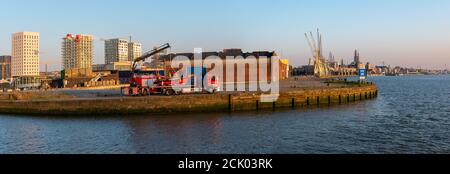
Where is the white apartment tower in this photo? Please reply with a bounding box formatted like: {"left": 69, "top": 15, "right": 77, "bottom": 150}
{"left": 128, "top": 42, "right": 142, "bottom": 61}
{"left": 11, "top": 32, "right": 40, "bottom": 77}
{"left": 105, "top": 39, "right": 129, "bottom": 64}
{"left": 62, "top": 34, "right": 93, "bottom": 70}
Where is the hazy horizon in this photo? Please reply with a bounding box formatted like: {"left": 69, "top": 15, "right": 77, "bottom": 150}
{"left": 1, "top": 0, "right": 449, "bottom": 71}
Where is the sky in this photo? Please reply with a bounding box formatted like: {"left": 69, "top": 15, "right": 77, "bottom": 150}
{"left": 0, "top": 0, "right": 450, "bottom": 71}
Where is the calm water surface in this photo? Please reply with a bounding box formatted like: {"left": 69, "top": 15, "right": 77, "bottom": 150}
{"left": 1, "top": 75, "right": 449, "bottom": 154}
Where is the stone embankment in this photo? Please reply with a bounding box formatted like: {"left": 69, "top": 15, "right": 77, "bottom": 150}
{"left": 0, "top": 80, "right": 377, "bottom": 115}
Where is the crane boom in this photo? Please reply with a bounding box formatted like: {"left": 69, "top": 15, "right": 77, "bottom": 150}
{"left": 309, "top": 32, "right": 318, "bottom": 51}
{"left": 132, "top": 43, "right": 171, "bottom": 70}
{"left": 304, "top": 33, "right": 316, "bottom": 56}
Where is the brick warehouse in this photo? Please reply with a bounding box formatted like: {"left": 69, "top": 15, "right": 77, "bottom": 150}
{"left": 160, "top": 49, "right": 289, "bottom": 90}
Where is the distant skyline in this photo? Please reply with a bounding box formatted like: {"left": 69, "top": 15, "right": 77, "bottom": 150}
{"left": 1, "top": 0, "right": 450, "bottom": 71}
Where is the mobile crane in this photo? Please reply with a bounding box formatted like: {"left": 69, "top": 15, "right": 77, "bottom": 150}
{"left": 121, "top": 43, "right": 219, "bottom": 96}
{"left": 122, "top": 43, "right": 171, "bottom": 96}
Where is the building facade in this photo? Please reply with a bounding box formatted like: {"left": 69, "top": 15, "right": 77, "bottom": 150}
{"left": 279, "top": 59, "right": 290, "bottom": 80}
{"left": 104, "top": 39, "right": 142, "bottom": 64}
{"left": 62, "top": 34, "right": 94, "bottom": 78}
{"left": 128, "top": 42, "right": 142, "bottom": 61}
{"left": 105, "top": 39, "right": 129, "bottom": 64}
{"left": 353, "top": 50, "right": 360, "bottom": 68}
{"left": 12, "top": 32, "right": 41, "bottom": 89}
{"left": 93, "top": 61, "right": 132, "bottom": 72}
{"left": 12, "top": 32, "right": 40, "bottom": 77}
{"left": 62, "top": 34, "right": 93, "bottom": 70}
{"left": 162, "top": 49, "right": 287, "bottom": 91}
{"left": 0, "top": 55, "right": 11, "bottom": 81}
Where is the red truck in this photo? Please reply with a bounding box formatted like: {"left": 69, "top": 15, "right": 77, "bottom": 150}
{"left": 121, "top": 43, "right": 220, "bottom": 96}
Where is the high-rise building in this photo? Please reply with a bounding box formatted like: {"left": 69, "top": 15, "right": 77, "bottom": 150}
{"left": 354, "top": 50, "right": 360, "bottom": 68}
{"left": 105, "top": 38, "right": 129, "bottom": 64}
{"left": 62, "top": 34, "right": 94, "bottom": 78}
{"left": 12, "top": 32, "right": 40, "bottom": 77}
{"left": 0, "top": 55, "right": 11, "bottom": 81}
{"left": 128, "top": 42, "right": 142, "bottom": 61}
{"left": 11, "top": 32, "right": 41, "bottom": 89}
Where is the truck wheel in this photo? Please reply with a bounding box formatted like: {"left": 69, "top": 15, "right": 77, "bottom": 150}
{"left": 143, "top": 89, "right": 149, "bottom": 96}
{"left": 166, "top": 89, "right": 175, "bottom": 96}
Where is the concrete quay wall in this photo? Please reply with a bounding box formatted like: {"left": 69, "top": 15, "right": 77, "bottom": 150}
{"left": 0, "top": 85, "right": 378, "bottom": 116}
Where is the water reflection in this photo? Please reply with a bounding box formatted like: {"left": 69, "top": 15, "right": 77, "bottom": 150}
{"left": 0, "top": 75, "right": 450, "bottom": 153}
{"left": 119, "top": 113, "right": 225, "bottom": 153}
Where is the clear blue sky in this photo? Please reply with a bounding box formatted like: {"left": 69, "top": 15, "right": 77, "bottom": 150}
{"left": 1, "top": 0, "right": 449, "bottom": 71}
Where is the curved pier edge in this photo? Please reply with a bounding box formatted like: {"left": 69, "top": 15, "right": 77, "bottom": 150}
{"left": 0, "top": 85, "right": 378, "bottom": 116}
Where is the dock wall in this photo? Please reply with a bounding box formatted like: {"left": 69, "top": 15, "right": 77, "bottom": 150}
{"left": 0, "top": 85, "right": 378, "bottom": 116}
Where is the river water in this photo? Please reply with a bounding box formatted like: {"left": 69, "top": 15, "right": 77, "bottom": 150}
{"left": 1, "top": 75, "right": 449, "bottom": 154}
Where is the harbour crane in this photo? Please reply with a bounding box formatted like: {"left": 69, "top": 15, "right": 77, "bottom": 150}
{"left": 304, "top": 28, "right": 330, "bottom": 77}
